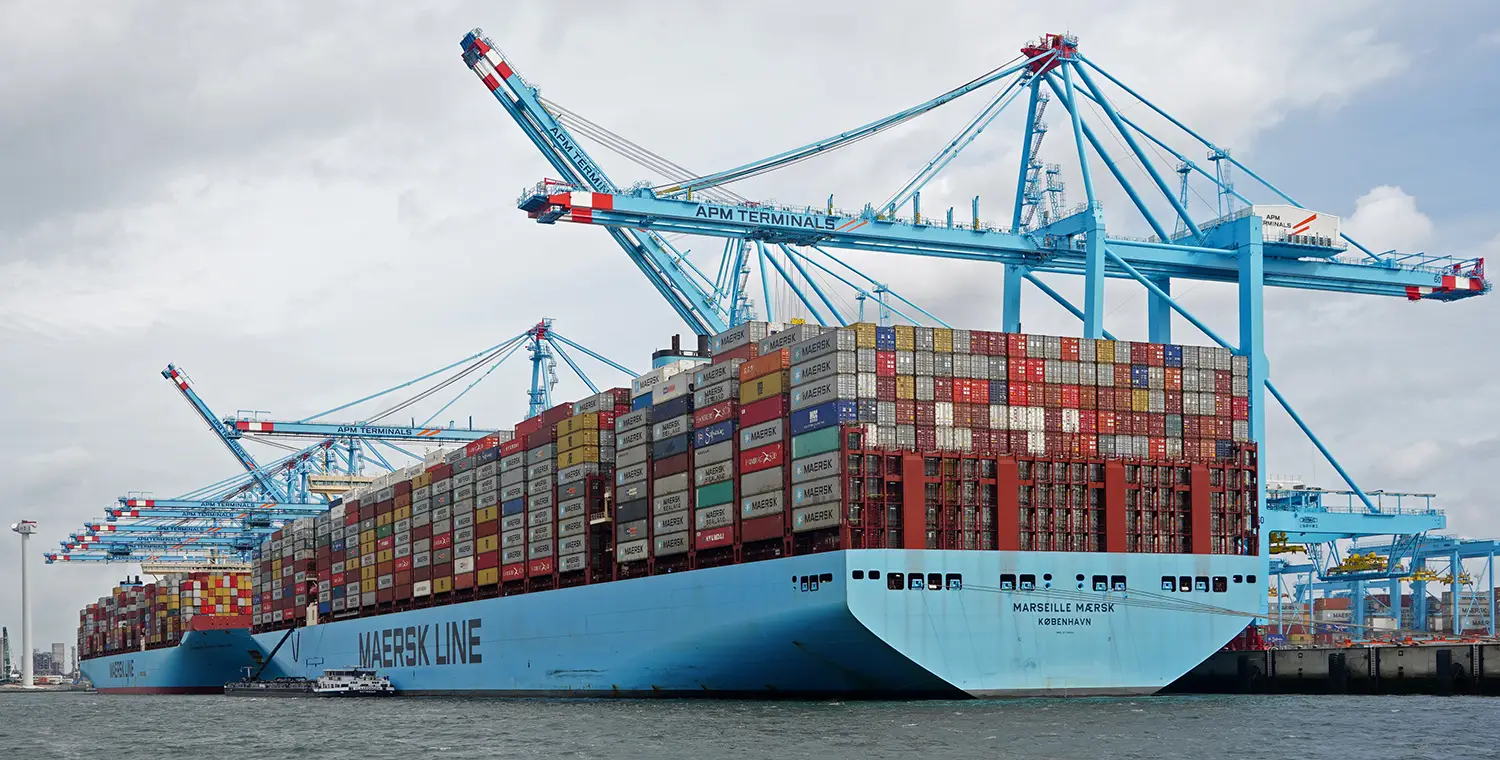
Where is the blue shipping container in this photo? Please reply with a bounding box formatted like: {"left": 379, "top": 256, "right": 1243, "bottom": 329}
{"left": 651, "top": 394, "right": 693, "bottom": 423}
{"left": 989, "top": 380, "right": 1007, "bottom": 400}
{"left": 1131, "top": 365, "right": 1149, "bottom": 388}
{"left": 501, "top": 498, "right": 526, "bottom": 516}
{"left": 476, "top": 446, "right": 501, "bottom": 464}
{"left": 631, "top": 393, "right": 652, "bottom": 412}
{"left": 695, "top": 419, "right": 737, "bottom": 449}
{"left": 331, "top": 539, "right": 345, "bottom": 553}
{"left": 318, "top": 602, "right": 332, "bottom": 614}
{"left": 1215, "top": 439, "right": 1234, "bottom": 459}
{"left": 856, "top": 399, "right": 878, "bottom": 423}
{"left": 652, "top": 433, "right": 692, "bottom": 460}
{"left": 790, "top": 399, "right": 859, "bottom": 436}
{"left": 875, "top": 326, "right": 896, "bottom": 351}
{"left": 1163, "top": 344, "right": 1183, "bottom": 368}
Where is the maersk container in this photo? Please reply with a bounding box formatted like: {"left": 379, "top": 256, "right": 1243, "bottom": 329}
{"left": 557, "top": 552, "right": 587, "bottom": 573}
{"left": 696, "top": 439, "right": 734, "bottom": 465}
{"left": 557, "top": 534, "right": 587, "bottom": 556}
{"left": 615, "top": 538, "right": 649, "bottom": 563}
{"left": 558, "top": 516, "right": 586, "bottom": 537}
{"left": 651, "top": 414, "right": 692, "bottom": 441}
{"left": 557, "top": 462, "right": 602, "bottom": 485}
{"left": 557, "top": 498, "right": 586, "bottom": 520}
{"left": 526, "top": 460, "right": 554, "bottom": 480}
{"left": 694, "top": 459, "right": 734, "bottom": 488}
{"left": 693, "top": 378, "right": 738, "bottom": 408}
{"left": 789, "top": 350, "right": 857, "bottom": 387}
{"left": 792, "top": 475, "right": 841, "bottom": 508}
{"left": 654, "top": 471, "right": 690, "bottom": 496}
{"left": 652, "top": 510, "right": 691, "bottom": 535}
{"left": 501, "top": 513, "right": 524, "bottom": 532}
{"left": 740, "top": 466, "right": 784, "bottom": 497}
{"left": 695, "top": 503, "right": 734, "bottom": 530}
{"left": 500, "top": 468, "right": 524, "bottom": 489}
{"left": 693, "top": 358, "right": 745, "bottom": 388}
{"left": 652, "top": 489, "right": 691, "bottom": 516}
{"left": 616, "top": 442, "right": 649, "bottom": 467}
{"left": 501, "top": 530, "right": 525, "bottom": 549}
{"left": 791, "top": 426, "right": 842, "bottom": 459}
{"left": 653, "top": 531, "right": 691, "bottom": 557}
{"left": 791, "top": 375, "right": 858, "bottom": 412}
{"left": 528, "top": 539, "right": 554, "bottom": 559}
{"left": 710, "top": 321, "right": 771, "bottom": 354}
{"left": 757, "top": 323, "right": 823, "bottom": 355}
{"left": 791, "top": 450, "right": 841, "bottom": 484}
{"left": 694, "top": 479, "right": 734, "bottom": 508}
{"left": 614, "top": 409, "right": 650, "bottom": 433}
{"left": 739, "top": 419, "right": 785, "bottom": 450}
{"left": 616, "top": 462, "right": 649, "bottom": 487}
{"left": 790, "top": 399, "right": 859, "bottom": 436}
{"left": 525, "top": 476, "right": 553, "bottom": 497}
{"left": 790, "top": 329, "right": 856, "bottom": 364}
{"left": 694, "top": 419, "right": 736, "bottom": 449}
{"left": 528, "top": 490, "right": 555, "bottom": 512}
{"left": 741, "top": 489, "right": 784, "bottom": 520}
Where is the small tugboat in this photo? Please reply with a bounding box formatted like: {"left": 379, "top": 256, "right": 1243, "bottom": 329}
{"left": 312, "top": 668, "right": 396, "bottom": 697}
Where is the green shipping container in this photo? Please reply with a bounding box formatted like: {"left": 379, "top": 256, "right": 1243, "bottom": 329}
{"left": 695, "top": 480, "right": 735, "bottom": 508}
{"left": 376, "top": 523, "right": 395, "bottom": 539}
{"left": 791, "top": 427, "right": 841, "bottom": 459}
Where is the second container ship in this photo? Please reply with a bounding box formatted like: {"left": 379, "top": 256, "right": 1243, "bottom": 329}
{"left": 80, "top": 321, "right": 1263, "bottom": 697}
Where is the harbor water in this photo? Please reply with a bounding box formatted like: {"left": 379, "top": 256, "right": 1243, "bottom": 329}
{"left": 2, "top": 692, "right": 1496, "bottom": 759}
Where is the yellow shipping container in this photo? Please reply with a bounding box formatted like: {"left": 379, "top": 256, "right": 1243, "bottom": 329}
{"left": 559, "top": 429, "right": 601, "bottom": 453}
{"left": 376, "top": 512, "right": 393, "bottom": 527}
{"left": 411, "top": 471, "right": 432, "bottom": 489}
{"left": 896, "top": 375, "right": 916, "bottom": 400}
{"left": 741, "top": 370, "right": 789, "bottom": 404}
{"left": 558, "top": 445, "right": 600, "bottom": 468}
{"left": 271, "top": 559, "right": 282, "bottom": 573}
{"left": 361, "top": 529, "right": 376, "bottom": 544}
{"left": 434, "top": 576, "right": 454, "bottom": 594}
{"left": 345, "top": 555, "right": 360, "bottom": 570}
{"left": 934, "top": 327, "right": 953, "bottom": 353}
{"left": 377, "top": 548, "right": 394, "bottom": 563}
{"left": 894, "top": 324, "right": 916, "bottom": 351}
{"left": 853, "top": 322, "right": 877, "bottom": 349}
{"left": 477, "top": 534, "right": 499, "bottom": 553}
{"left": 558, "top": 412, "right": 598, "bottom": 437}
{"left": 361, "top": 566, "right": 377, "bottom": 581}
{"left": 477, "top": 505, "right": 498, "bottom": 523}
{"left": 1095, "top": 339, "right": 1115, "bottom": 363}
{"left": 238, "top": 576, "right": 251, "bottom": 589}
{"left": 394, "top": 505, "right": 411, "bottom": 521}
{"left": 477, "top": 567, "right": 499, "bottom": 586}
{"left": 1132, "top": 389, "right": 1150, "bottom": 412}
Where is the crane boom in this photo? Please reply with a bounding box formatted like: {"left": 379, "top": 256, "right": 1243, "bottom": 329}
{"left": 163, "top": 365, "right": 288, "bottom": 500}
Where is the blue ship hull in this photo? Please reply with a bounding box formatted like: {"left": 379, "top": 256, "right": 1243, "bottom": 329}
{"left": 81, "top": 549, "right": 1263, "bottom": 697}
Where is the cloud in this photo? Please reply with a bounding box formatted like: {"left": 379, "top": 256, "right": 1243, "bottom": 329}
{"left": 1343, "top": 185, "right": 1435, "bottom": 253}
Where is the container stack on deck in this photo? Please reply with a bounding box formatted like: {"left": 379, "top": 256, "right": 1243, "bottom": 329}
{"left": 77, "top": 572, "right": 250, "bottom": 658}
{"left": 246, "top": 321, "right": 1258, "bottom": 634}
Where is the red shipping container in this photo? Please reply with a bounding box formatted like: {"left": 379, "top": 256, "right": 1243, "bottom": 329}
{"left": 740, "top": 442, "right": 784, "bottom": 473}
{"left": 713, "top": 343, "right": 759, "bottom": 363}
{"left": 427, "top": 463, "right": 453, "bottom": 480}
{"left": 951, "top": 378, "right": 970, "bottom": 403}
{"left": 695, "top": 526, "right": 734, "bottom": 550}
{"left": 1060, "top": 433, "right": 1079, "bottom": 457}
{"left": 527, "top": 558, "right": 555, "bottom": 577}
{"left": 1080, "top": 433, "right": 1099, "bottom": 457}
{"left": 476, "top": 520, "right": 498, "bottom": 537}
{"left": 454, "top": 573, "right": 475, "bottom": 590}
{"left": 395, "top": 492, "right": 412, "bottom": 508}
{"left": 525, "top": 428, "right": 555, "bottom": 450}
{"left": 1165, "top": 367, "right": 1182, "bottom": 391}
{"left": 1215, "top": 370, "right": 1232, "bottom": 394}
{"left": 413, "top": 524, "right": 432, "bottom": 540}
{"left": 1043, "top": 408, "right": 1062, "bottom": 431}
{"left": 933, "top": 377, "right": 953, "bottom": 402}
{"left": 1149, "top": 437, "right": 1166, "bottom": 459}
{"left": 413, "top": 566, "right": 431, "bottom": 582}
{"left": 1231, "top": 397, "right": 1249, "bottom": 420}
{"left": 653, "top": 452, "right": 691, "bottom": 478}
{"left": 1148, "top": 414, "right": 1166, "bottom": 437}
{"left": 377, "top": 589, "right": 394, "bottom": 604}
{"left": 330, "top": 572, "right": 346, "bottom": 586}
{"left": 740, "top": 396, "right": 788, "bottom": 426}
{"left": 1165, "top": 392, "right": 1183, "bottom": 414}
{"left": 1081, "top": 386, "right": 1098, "bottom": 410}
{"left": 1043, "top": 384, "right": 1062, "bottom": 408}
{"left": 394, "top": 556, "right": 413, "bottom": 572}
{"left": 502, "top": 563, "right": 526, "bottom": 581}
{"left": 694, "top": 400, "right": 738, "bottom": 428}
{"left": 377, "top": 536, "right": 394, "bottom": 551}
{"left": 1183, "top": 416, "right": 1198, "bottom": 438}
{"left": 1079, "top": 409, "right": 1097, "bottom": 433}
{"left": 896, "top": 399, "right": 916, "bottom": 425}
{"left": 344, "top": 511, "right": 360, "bottom": 526}
{"left": 952, "top": 403, "right": 970, "bottom": 429}
{"left": 1099, "top": 410, "right": 1119, "bottom": 434}
{"left": 433, "top": 532, "right": 453, "bottom": 550}
{"left": 741, "top": 514, "right": 785, "bottom": 542}
{"left": 876, "top": 350, "right": 897, "bottom": 376}
{"left": 500, "top": 437, "right": 525, "bottom": 456}
{"left": 1060, "top": 336, "right": 1079, "bottom": 361}
{"left": 476, "top": 551, "right": 500, "bottom": 570}
{"left": 1028, "top": 361, "right": 1046, "bottom": 384}
{"left": 876, "top": 375, "right": 897, "bottom": 401}
{"left": 395, "top": 570, "right": 412, "bottom": 586}
{"left": 1147, "top": 343, "right": 1165, "bottom": 367}
{"left": 1044, "top": 432, "right": 1062, "bottom": 454}
{"left": 377, "top": 499, "right": 394, "bottom": 515}
{"left": 1008, "top": 333, "right": 1027, "bottom": 357}
{"left": 1009, "top": 382, "right": 1029, "bottom": 406}
{"left": 916, "top": 402, "right": 936, "bottom": 426}
{"left": 1061, "top": 385, "right": 1080, "bottom": 408}
{"left": 1113, "top": 364, "right": 1132, "bottom": 387}
{"left": 466, "top": 433, "right": 503, "bottom": 457}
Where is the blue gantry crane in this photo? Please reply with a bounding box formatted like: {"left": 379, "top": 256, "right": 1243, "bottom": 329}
{"left": 462, "top": 28, "right": 1489, "bottom": 612}
{"left": 49, "top": 320, "right": 635, "bottom": 566}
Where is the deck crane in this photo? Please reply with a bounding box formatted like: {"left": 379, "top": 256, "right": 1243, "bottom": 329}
{"left": 49, "top": 321, "right": 636, "bottom": 566}
{"left": 465, "top": 29, "right": 1488, "bottom": 559}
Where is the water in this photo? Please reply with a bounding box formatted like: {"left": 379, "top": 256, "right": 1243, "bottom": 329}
{"left": 2, "top": 692, "right": 1496, "bottom": 759}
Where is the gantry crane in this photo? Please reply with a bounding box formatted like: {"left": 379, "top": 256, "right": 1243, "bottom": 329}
{"left": 49, "top": 320, "right": 635, "bottom": 566}
{"left": 461, "top": 29, "right": 1488, "bottom": 595}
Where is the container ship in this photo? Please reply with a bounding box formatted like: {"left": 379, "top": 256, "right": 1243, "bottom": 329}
{"left": 79, "top": 322, "right": 1263, "bottom": 697}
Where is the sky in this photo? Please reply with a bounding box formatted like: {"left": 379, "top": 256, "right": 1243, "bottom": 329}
{"left": 2, "top": 0, "right": 1498, "bottom": 649}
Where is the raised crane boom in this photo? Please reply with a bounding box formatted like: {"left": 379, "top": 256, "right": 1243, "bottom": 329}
{"left": 163, "top": 364, "right": 289, "bottom": 501}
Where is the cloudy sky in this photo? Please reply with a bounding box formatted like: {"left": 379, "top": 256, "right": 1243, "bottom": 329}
{"left": 2, "top": 1, "right": 1497, "bottom": 650}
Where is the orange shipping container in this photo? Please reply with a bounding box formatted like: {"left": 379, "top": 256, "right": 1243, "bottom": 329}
{"left": 739, "top": 349, "right": 791, "bottom": 382}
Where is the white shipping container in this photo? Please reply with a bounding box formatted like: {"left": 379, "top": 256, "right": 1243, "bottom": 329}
{"left": 694, "top": 358, "right": 746, "bottom": 388}
{"left": 632, "top": 359, "right": 703, "bottom": 400}
{"left": 790, "top": 350, "right": 857, "bottom": 387}
{"left": 740, "top": 466, "right": 784, "bottom": 497}
{"left": 1062, "top": 409, "right": 1080, "bottom": 433}
{"left": 789, "top": 329, "right": 857, "bottom": 364}
{"left": 455, "top": 556, "right": 476, "bottom": 574}
{"left": 652, "top": 371, "right": 694, "bottom": 405}
{"left": 741, "top": 488, "right": 785, "bottom": 519}
{"left": 856, "top": 372, "right": 877, "bottom": 399}
{"left": 990, "top": 404, "right": 1009, "bottom": 430}
{"left": 617, "top": 538, "right": 650, "bottom": 563}
{"left": 694, "top": 459, "right": 735, "bottom": 487}
{"left": 934, "top": 401, "right": 954, "bottom": 427}
{"left": 654, "top": 471, "right": 691, "bottom": 496}
{"left": 696, "top": 439, "right": 735, "bottom": 465}
{"left": 711, "top": 321, "right": 772, "bottom": 354}
{"left": 696, "top": 504, "right": 735, "bottom": 530}
{"left": 1027, "top": 430, "right": 1047, "bottom": 454}
{"left": 614, "top": 409, "right": 650, "bottom": 433}
{"left": 652, "top": 510, "right": 691, "bottom": 534}
{"left": 651, "top": 414, "right": 692, "bottom": 441}
{"left": 791, "top": 450, "right": 841, "bottom": 484}
{"left": 915, "top": 375, "right": 934, "bottom": 402}
{"left": 558, "top": 552, "right": 588, "bottom": 573}
{"left": 652, "top": 489, "right": 692, "bottom": 516}
{"left": 793, "top": 503, "right": 842, "bottom": 533}
{"left": 558, "top": 534, "right": 587, "bottom": 555}
{"left": 757, "top": 323, "right": 823, "bottom": 355}
{"left": 1026, "top": 407, "right": 1046, "bottom": 432}
{"left": 653, "top": 531, "right": 691, "bottom": 557}
{"left": 792, "top": 475, "right": 841, "bottom": 508}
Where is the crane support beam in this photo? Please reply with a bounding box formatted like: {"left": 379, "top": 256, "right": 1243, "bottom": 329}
{"left": 528, "top": 192, "right": 1486, "bottom": 300}
{"left": 230, "top": 420, "right": 498, "bottom": 441}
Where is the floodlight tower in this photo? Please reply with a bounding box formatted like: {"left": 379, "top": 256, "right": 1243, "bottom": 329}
{"left": 11, "top": 520, "right": 37, "bottom": 688}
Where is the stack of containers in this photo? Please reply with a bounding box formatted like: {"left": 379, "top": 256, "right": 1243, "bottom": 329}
{"left": 689, "top": 356, "right": 743, "bottom": 562}
{"left": 557, "top": 388, "right": 627, "bottom": 582}
{"left": 523, "top": 403, "right": 572, "bottom": 586}
{"left": 326, "top": 500, "right": 349, "bottom": 616}
{"left": 498, "top": 437, "right": 527, "bottom": 583}
{"left": 648, "top": 370, "right": 695, "bottom": 569}
{"left": 787, "top": 327, "right": 861, "bottom": 543}
{"left": 470, "top": 437, "right": 503, "bottom": 589}
{"left": 410, "top": 462, "right": 435, "bottom": 599}
{"left": 737, "top": 342, "right": 794, "bottom": 552}
{"left": 612, "top": 396, "right": 652, "bottom": 576}
{"left": 313, "top": 502, "right": 338, "bottom": 617}
{"left": 449, "top": 448, "right": 478, "bottom": 593}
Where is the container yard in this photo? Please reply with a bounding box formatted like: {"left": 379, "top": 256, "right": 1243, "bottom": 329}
{"left": 49, "top": 24, "right": 1492, "bottom": 701}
